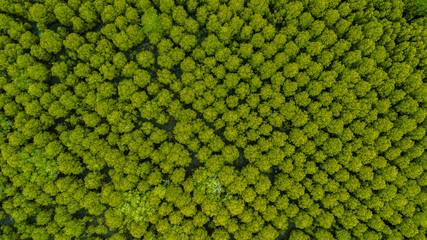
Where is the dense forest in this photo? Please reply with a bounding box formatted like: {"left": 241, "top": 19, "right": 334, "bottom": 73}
{"left": 0, "top": 0, "right": 426, "bottom": 239}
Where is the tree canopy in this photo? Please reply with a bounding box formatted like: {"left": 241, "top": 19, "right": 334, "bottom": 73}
{"left": 0, "top": 0, "right": 426, "bottom": 239}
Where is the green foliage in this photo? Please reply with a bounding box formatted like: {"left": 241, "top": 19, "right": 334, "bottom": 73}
{"left": 417, "top": 0, "right": 427, "bottom": 15}
{"left": 0, "top": 0, "right": 426, "bottom": 239}
{"left": 141, "top": 7, "right": 163, "bottom": 36}
{"left": 0, "top": 116, "right": 13, "bottom": 133}
{"left": 19, "top": 149, "right": 59, "bottom": 182}
{"left": 117, "top": 188, "right": 160, "bottom": 224}
{"left": 405, "top": 0, "right": 427, "bottom": 16}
